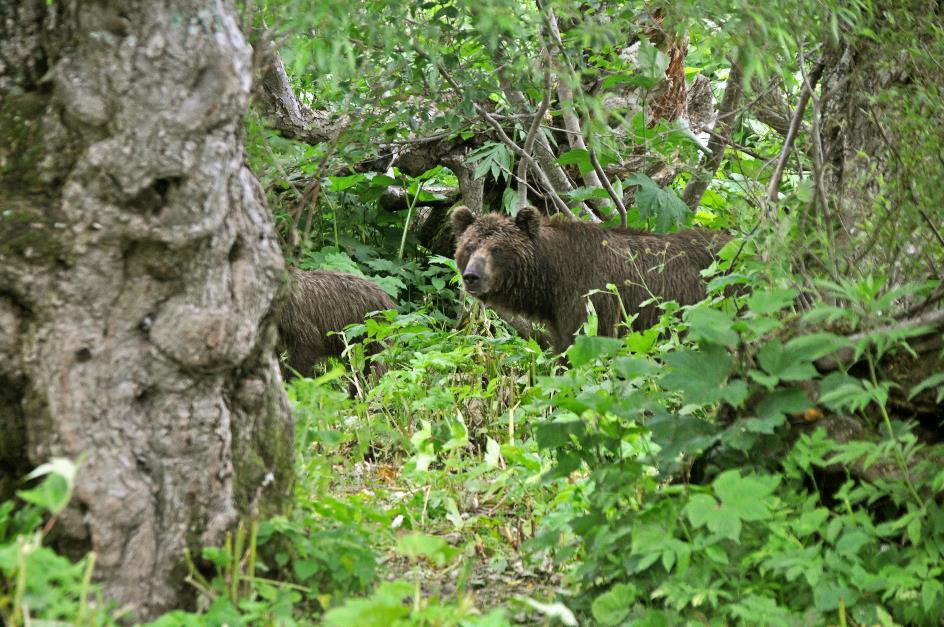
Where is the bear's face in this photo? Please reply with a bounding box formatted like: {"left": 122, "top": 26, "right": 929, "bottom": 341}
{"left": 451, "top": 207, "right": 541, "bottom": 298}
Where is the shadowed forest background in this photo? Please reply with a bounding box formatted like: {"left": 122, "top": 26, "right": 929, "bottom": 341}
{"left": 1, "top": 0, "right": 943, "bottom": 625}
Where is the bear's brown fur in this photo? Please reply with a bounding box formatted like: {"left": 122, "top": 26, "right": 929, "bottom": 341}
{"left": 452, "top": 206, "right": 731, "bottom": 353}
{"left": 277, "top": 268, "right": 395, "bottom": 377}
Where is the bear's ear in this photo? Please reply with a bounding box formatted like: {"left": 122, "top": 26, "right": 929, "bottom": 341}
{"left": 514, "top": 207, "right": 541, "bottom": 238}
{"left": 451, "top": 206, "right": 476, "bottom": 237}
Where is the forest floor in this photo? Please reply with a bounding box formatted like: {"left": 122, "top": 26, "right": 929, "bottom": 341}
{"left": 323, "top": 456, "right": 565, "bottom": 623}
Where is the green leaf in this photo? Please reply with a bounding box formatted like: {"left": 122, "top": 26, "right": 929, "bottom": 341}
{"left": 17, "top": 458, "right": 77, "bottom": 516}
{"left": 591, "top": 583, "right": 638, "bottom": 626}
{"left": 566, "top": 186, "right": 612, "bottom": 202}
{"left": 323, "top": 581, "right": 412, "bottom": 627}
{"left": 714, "top": 470, "right": 779, "bottom": 522}
{"left": 648, "top": 414, "right": 719, "bottom": 463}
{"left": 636, "top": 39, "right": 670, "bottom": 85}
{"left": 835, "top": 530, "right": 869, "bottom": 556}
{"left": 922, "top": 580, "right": 943, "bottom": 613}
{"left": 909, "top": 371, "right": 944, "bottom": 402}
{"left": 793, "top": 508, "right": 831, "bottom": 538}
{"left": 558, "top": 148, "right": 594, "bottom": 175}
{"left": 686, "top": 493, "right": 719, "bottom": 529}
{"left": 567, "top": 335, "right": 623, "bottom": 367}
{"left": 535, "top": 415, "right": 585, "bottom": 450}
{"left": 813, "top": 581, "right": 858, "bottom": 611}
{"left": 396, "top": 533, "right": 459, "bottom": 567}
{"left": 755, "top": 388, "right": 811, "bottom": 421}
{"left": 757, "top": 339, "right": 819, "bottom": 381}
{"left": 328, "top": 173, "right": 366, "bottom": 192}
{"left": 684, "top": 307, "right": 738, "bottom": 348}
{"left": 612, "top": 355, "right": 660, "bottom": 380}
{"left": 825, "top": 517, "right": 843, "bottom": 543}
{"left": 746, "top": 288, "right": 797, "bottom": 314}
{"left": 626, "top": 173, "right": 689, "bottom": 232}
{"left": 293, "top": 558, "right": 319, "bottom": 581}
{"left": 661, "top": 345, "right": 732, "bottom": 404}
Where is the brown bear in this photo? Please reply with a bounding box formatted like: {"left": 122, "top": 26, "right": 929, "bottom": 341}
{"left": 277, "top": 268, "right": 396, "bottom": 377}
{"left": 451, "top": 206, "right": 731, "bottom": 353}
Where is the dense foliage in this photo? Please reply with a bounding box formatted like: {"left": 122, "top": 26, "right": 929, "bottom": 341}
{"left": 3, "top": 0, "right": 943, "bottom": 625}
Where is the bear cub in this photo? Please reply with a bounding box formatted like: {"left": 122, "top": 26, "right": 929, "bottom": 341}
{"left": 277, "top": 268, "right": 395, "bottom": 377}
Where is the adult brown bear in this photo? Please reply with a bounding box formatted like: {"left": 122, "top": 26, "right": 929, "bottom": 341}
{"left": 451, "top": 206, "right": 731, "bottom": 353}
{"left": 277, "top": 268, "right": 395, "bottom": 377}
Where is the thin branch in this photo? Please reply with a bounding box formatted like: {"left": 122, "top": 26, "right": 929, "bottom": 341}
{"left": 701, "top": 128, "right": 765, "bottom": 160}
{"left": 518, "top": 54, "right": 553, "bottom": 211}
{"left": 765, "top": 59, "right": 826, "bottom": 210}
{"left": 542, "top": 5, "right": 614, "bottom": 221}
{"left": 501, "top": 83, "right": 597, "bottom": 221}
{"left": 436, "top": 61, "right": 577, "bottom": 219}
{"left": 865, "top": 105, "right": 944, "bottom": 272}
{"left": 252, "top": 23, "right": 341, "bottom": 145}
{"left": 589, "top": 150, "right": 627, "bottom": 226}
{"left": 682, "top": 61, "right": 744, "bottom": 210}
{"left": 417, "top": 47, "right": 588, "bottom": 219}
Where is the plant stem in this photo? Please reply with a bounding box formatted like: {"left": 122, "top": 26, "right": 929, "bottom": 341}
{"left": 399, "top": 181, "right": 425, "bottom": 260}
{"left": 865, "top": 352, "right": 926, "bottom": 509}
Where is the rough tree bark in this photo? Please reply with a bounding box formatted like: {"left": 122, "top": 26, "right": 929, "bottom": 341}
{"left": 0, "top": 0, "right": 293, "bottom": 619}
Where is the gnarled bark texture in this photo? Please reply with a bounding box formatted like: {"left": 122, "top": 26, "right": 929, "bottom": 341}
{"left": 0, "top": 0, "right": 293, "bottom": 619}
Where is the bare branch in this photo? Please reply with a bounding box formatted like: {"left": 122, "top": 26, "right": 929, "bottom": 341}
{"left": 518, "top": 55, "right": 553, "bottom": 211}
{"left": 682, "top": 61, "right": 744, "bottom": 210}
{"left": 501, "top": 84, "right": 598, "bottom": 221}
{"left": 589, "top": 150, "right": 628, "bottom": 226}
{"left": 765, "top": 59, "right": 825, "bottom": 209}
{"left": 252, "top": 26, "right": 343, "bottom": 145}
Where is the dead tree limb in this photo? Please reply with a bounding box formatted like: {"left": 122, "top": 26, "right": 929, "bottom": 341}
{"left": 252, "top": 26, "right": 343, "bottom": 145}
{"left": 765, "top": 59, "right": 826, "bottom": 209}
{"left": 682, "top": 62, "right": 744, "bottom": 209}
{"left": 517, "top": 57, "right": 553, "bottom": 212}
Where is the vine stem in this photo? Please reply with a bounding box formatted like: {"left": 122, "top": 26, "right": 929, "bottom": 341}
{"left": 398, "top": 180, "right": 425, "bottom": 261}
{"left": 865, "top": 351, "right": 926, "bottom": 510}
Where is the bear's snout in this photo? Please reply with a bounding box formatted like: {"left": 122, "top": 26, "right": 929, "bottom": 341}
{"left": 462, "top": 267, "right": 483, "bottom": 294}
{"left": 461, "top": 257, "right": 490, "bottom": 295}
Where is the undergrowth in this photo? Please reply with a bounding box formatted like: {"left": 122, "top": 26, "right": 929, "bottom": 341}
{"left": 2, "top": 252, "right": 942, "bottom": 625}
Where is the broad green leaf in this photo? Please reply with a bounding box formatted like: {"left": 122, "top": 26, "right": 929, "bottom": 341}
{"left": 612, "top": 355, "right": 660, "bottom": 380}
{"left": 567, "top": 335, "right": 623, "bottom": 367}
{"left": 686, "top": 493, "right": 719, "bottom": 530}
{"left": 661, "top": 344, "right": 732, "bottom": 404}
{"left": 626, "top": 173, "right": 690, "bottom": 232}
{"left": 396, "top": 533, "right": 459, "bottom": 567}
{"left": 793, "top": 508, "right": 831, "bottom": 538}
{"left": 714, "top": 470, "right": 779, "bottom": 522}
{"left": 648, "top": 414, "right": 719, "bottom": 464}
{"left": 757, "top": 339, "right": 819, "bottom": 381}
{"left": 328, "top": 173, "right": 366, "bottom": 192}
{"left": 746, "top": 288, "right": 797, "bottom": 314}
{"left": 684, "top": 307, "right": 739, "bottom": 348}
{"left": 591, "top": 583, "right": 637, "bottom": 626}
{"left": 636, "top": 39, "right": 670, "bottom": 85}
{"left": 323, "top": 581, "right": 412, "bottom": 627}
{"left": 18, "top": 458, "right": 77, "bottom": 516}
{"left": 558, "top": 148, "right": 594, "bottom": 175}
{"left": 535, "top": 415, "right": 585, "bottom": 450}
{"left": 755, "top": 388, "right": 811, "bottom": 420}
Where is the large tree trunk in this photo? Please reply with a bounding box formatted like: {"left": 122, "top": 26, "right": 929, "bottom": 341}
{"left": 0, "top": 0, "right": 293, "bottom": 619}
{"left": 817, "top": 5, "right": 944, "bottom": 289}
